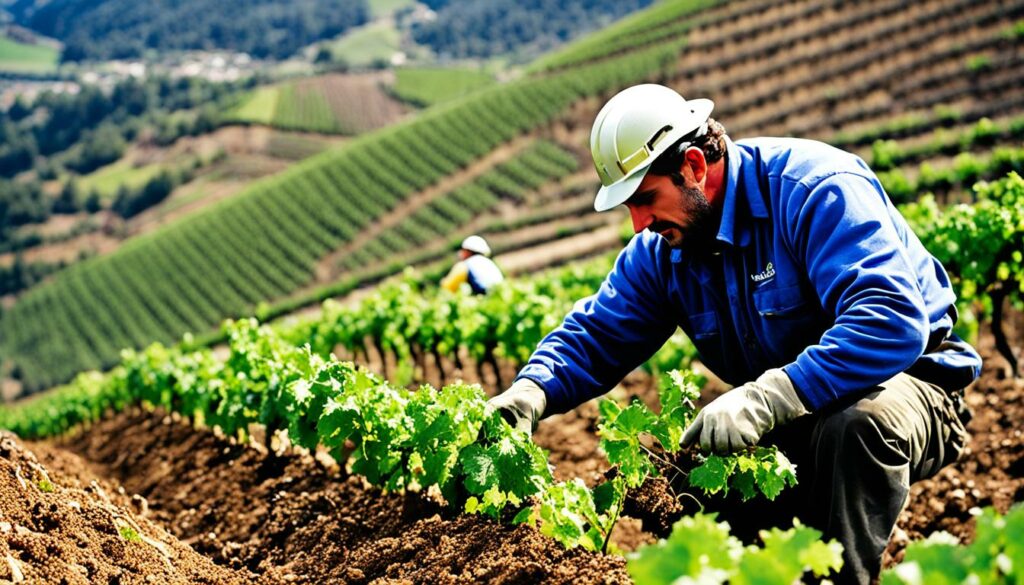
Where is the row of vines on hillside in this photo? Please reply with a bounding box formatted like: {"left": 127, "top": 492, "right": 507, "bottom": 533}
{"left": 901, "top": 173, "right": 1024, "bottom": 375}
{"left": 283, "top": 255, "right": 697, "bottom": 391}
{"left": 337, "top": 139, "right": 579, "bottom": 273}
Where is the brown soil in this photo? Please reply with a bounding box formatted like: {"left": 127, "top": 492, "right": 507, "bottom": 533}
{"left": 57, "top": 409, "right": 631, "bottom": 584}
{"left": 0, "top": 430, "right": 251, "bottom": 584}
{"left": 316, "top": 72, "right": 410, "bottom": 134}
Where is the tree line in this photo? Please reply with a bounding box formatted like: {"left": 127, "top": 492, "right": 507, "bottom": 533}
{"left": 0, "top": 74, "right": 250, "bottom": 260}
{"left": 1, "top": 75, "right": 246, "bottom": 178}
{"left": 411, "top": 0, "right": 653, "bottom": 60}
{"left": 8, "top": 0, "right": 368, "bottom": 62}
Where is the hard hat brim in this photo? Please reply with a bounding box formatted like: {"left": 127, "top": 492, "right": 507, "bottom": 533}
{"left": 594, "top": 162, "right": 650, "bottom": 212}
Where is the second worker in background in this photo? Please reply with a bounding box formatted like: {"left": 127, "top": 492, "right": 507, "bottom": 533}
{"left": 441, "top": 235, "right": 505, "bottom": 295}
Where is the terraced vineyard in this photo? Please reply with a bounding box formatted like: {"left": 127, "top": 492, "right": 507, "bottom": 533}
{"left": 332, "top": 140, "right": 579, "bottom": 275}
{"left": 2, "top": 0, "right": 1023, "bottom": 398}
{"left": 1, "top": 41, "right": 681, "bottom": 392}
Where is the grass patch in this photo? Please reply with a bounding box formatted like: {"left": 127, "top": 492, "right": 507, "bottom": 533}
{"left": 77, "top": 159, "right": 166, "bottom": 199}
{"left": 0, "top": 36, "right": 59, "bottom": 74}
{"left": 228, "top": 86, "right": 279, "bottom": 125}
{"left": 368, "top": 0, "right": 415, "bottom": 18}
{"left": 391, "top": 67, "right": 494, "bottom": 106}
{"left": 329, "top": 20, "right": 401, "bottom": 67}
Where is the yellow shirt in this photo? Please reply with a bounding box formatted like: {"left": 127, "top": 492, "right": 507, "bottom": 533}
{"left": 440, "top": 261, "right": 469, "bottom": 293}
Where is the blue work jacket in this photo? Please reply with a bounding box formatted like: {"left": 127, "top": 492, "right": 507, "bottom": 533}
{"left": 518, "top": 137, "right": 982, "bottom": 414}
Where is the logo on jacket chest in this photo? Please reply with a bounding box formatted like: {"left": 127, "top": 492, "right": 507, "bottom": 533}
{"left": 750, "top": 262, "right": 775, "bottom": 283}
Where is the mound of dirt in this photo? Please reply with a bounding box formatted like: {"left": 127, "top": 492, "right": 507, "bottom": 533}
{"left": 0, "top": 431, "right": 251, "bottom": 584}
{"left": 59, "top": 409, "right": 631, "bottom": 584}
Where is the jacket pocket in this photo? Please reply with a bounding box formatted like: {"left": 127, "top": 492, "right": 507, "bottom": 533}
{"left": 752, "top": 284, "right": 811, "bottom": 317}
{"left": 751, "top": 284, "right": 822, "bottom": 364}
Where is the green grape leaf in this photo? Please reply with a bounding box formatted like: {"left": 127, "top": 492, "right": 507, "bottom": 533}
{"left": 689, "top": 455, "right": 736, "bottom": 496}
{"left": 734, "top": 522, "right": 837, "bottom": 585}
{"left": 754, "top": 453, "right": 797, "bottom": 501}
{"left": 615, "top": 402, "right": 657, "bottom": 434}
{"left": 628, "top": 513, "right": 741, "bottom": 585}
{"left": 459, "top": 443, "right": 500, "bottom": 495}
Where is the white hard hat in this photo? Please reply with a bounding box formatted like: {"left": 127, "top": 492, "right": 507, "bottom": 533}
{"left": 461, "top": 235, "right": 491, "bottom": 256}
{"left": 590, "top": 84, "right": 714, "bottom": 212}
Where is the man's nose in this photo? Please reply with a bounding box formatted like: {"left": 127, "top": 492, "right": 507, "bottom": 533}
{"left": 629, "top": 206, "right": 652, "bottom": 233}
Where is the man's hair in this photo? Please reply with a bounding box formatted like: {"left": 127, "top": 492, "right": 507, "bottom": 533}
{"left": 648, "top": 117, "right": 728, "bottom": 177}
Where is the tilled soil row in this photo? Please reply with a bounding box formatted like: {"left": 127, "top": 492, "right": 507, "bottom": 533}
{"left": 0, "top": 431, "right": 253, "bottom": 584}
{"left": 53, "top": 409, "right": 630, "bottom": 585}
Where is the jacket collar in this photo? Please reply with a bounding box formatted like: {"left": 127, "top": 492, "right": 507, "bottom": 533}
{"left": 670, "top": 137, "right": 769, "bottom": 263}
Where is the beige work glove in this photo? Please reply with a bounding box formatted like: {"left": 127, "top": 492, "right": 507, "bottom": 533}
{"left": 487, "top": 378, "right": 548, "bottom": 435}
{"left": 681, "top": 368, "right": 809, "bottom": 453}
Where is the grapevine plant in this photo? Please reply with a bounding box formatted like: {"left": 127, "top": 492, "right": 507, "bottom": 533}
{"left": 599, "top": 371, "right": 798, "bottom": 503}
{"left": 628, "top": 513, "right": 844, "bottom": 585}
{"left": 902, "top": 172, "right": 1024, "bottom": 375}
{"left": 279, "top": 255, "right": 699, "bottom": 389}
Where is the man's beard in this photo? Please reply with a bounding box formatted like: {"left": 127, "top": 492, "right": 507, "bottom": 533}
{"left": 649, "top": 185, "right": 717, "bottom": 249}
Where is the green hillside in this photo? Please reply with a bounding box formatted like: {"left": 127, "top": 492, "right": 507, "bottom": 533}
{"left": 326, "top": 19, "right": 401, "bottom": 67}
{"left": 0, "top": 42, "right": 681, "bottom": 392}
{"left": 390, "top": 67, "right": 494, "bottom": 107}
{"left": 0, "top": 35, "right": 58, "bottom": 73}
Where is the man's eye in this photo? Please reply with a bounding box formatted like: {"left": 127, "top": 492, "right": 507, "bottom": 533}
{"left": 631, "top": 192, "right": 654, "bottom": 206}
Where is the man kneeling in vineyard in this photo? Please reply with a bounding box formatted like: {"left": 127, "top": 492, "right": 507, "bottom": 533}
{"left": 489, "top": 84, "right": 981, "bottom": 585}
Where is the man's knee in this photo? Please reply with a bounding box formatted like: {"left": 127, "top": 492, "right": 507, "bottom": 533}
{"left": 813, "top": 394, "right": 913, "bottom": 468}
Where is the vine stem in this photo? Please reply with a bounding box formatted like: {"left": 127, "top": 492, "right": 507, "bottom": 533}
{"left": 640, "top": 444, "right": 687, "bottom": 477}
{"left": 601, "top": 478, "right": 627, "bottom": 555}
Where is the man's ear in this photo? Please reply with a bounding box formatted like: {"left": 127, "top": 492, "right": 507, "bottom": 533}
{"left": 683, "top": 147, "right": 707, "bottom": 184}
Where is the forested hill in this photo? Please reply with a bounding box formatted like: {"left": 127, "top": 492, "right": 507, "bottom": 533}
{"left": 6, "top": 0, "right": 368, "bottom": 61}
{"left": 411, "top": 0, "right": 654, "bottom": 60}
